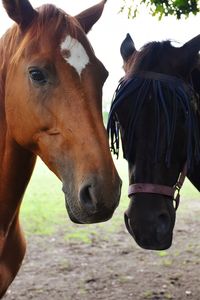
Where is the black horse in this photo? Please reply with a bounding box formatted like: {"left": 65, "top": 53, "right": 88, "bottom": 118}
{"left": 108, "top": 34, "right": 200, "bottom": 250}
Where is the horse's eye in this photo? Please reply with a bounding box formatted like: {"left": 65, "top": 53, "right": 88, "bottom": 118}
{"left": 29, "top": 68, "right": 47, "bottom": 84}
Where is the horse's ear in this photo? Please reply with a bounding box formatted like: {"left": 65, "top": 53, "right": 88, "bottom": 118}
{"left": 2, "top": 0, "right": 37, "bottom": 30}
{"left": 120, "top": 34, "right": 136, "bottom": 62}
{"left": 75, "top": 0, "right": 106, "bottom": 33}
{"left": 182, "top": 34, "right": 200, "bottom": 55}
{"left": 181, "top": 34, "right": 200, "bottom": 71}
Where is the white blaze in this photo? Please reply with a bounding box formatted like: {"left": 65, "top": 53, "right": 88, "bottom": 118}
{"left": 60, "top": 35, "right": 90, "bottom": 76}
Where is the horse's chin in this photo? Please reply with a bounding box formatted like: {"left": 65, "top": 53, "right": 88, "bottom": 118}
{"left": 66, "top": 205, "right": 114, "bottom": 224}
{"left": 64, "top": 195, "right": 114, "bottom": 224}
{"left": 64, "top": 197, "right": 84, "bottom": 224}
{"left": 124, "top": 212, "right": 173, "bottom": 250}
{"left": 68, "top": 213, "right": 83, "bottom": 224}
{"left": 64, "top": 203, "right": 82, "bottom": 224}
{"left": 135, "top": 236, "right": 173, "bottom": 251}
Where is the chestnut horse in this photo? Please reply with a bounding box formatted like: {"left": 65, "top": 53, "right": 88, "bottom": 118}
{"left": 108, "top": 33, "right": 200, "bottom": 250}
{"left": 0, "top": 0, "right": 121, "bottom": 297}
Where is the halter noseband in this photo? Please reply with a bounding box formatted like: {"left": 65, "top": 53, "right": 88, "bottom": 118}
{"left": 128, "top": 163, "right": 187, "bottom": 210}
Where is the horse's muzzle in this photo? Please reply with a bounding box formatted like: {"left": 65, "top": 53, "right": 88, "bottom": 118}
{"left": 124, "top": 211, "right": 173, "bottom": 250}
{"left": 124, "top": 194, "right": 176, "bottom": 251}
{"left": 62, "top": 172, "right": 121, "bottom": 224}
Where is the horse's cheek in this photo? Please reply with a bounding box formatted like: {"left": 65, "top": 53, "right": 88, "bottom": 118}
{"left": 5, "top": 100, "right": 36, "bottom": 147}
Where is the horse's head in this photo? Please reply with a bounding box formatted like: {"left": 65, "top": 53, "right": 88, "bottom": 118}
{"left": 108, "top": 33, "right": 200, "bottom": 250}
{"left": 2, "top": 0, "right": 121, "bottom": 224}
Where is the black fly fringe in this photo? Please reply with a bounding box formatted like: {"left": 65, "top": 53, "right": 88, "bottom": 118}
{"left": 107, "top": 72, "right": 200, "bottom": 169}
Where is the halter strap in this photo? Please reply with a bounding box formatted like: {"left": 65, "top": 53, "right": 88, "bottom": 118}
{"left": 128, "top": 163, "right": 187, "bottom": 210}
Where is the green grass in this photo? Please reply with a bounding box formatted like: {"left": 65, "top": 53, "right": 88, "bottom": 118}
{"left": 20, "top": 159, "right": 65, "bottom": 235}
{"left": 20, "top": 156, "right": 128, "bottom": 239}
{"left": 20, "top": 155, "right": 199, "bottom": 241}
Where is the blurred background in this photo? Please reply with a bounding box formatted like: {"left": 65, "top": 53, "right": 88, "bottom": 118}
{"left": 1, "top": 2, "right": 200, "bottom": 299}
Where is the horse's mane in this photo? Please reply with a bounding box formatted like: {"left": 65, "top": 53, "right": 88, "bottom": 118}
{"left": 107, "top": 69, "right": 200, "bottom": 169}
{"left": 126, "top": 40, "right": 179, "bottom": 78}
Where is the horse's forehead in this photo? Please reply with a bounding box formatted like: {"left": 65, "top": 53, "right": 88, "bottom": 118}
{"left": 60, "top": 35, "right": 90, "bottom": 76}
{"left": 16, "top": 22, "right": 103, "bottom": 79}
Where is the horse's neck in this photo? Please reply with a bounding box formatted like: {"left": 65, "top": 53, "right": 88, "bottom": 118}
{"left": 187, "top": 163, "right": 200, "bottom": 191}
{"left": 186, "top": 68, "right": 200, "bottom": 191}
{"left": 0, "top": 134, "right": 36, "bottom": 233}
{"left": 191, "top": 66, "right": 200, "bottom": 142}
{"left": 191, "top": 67, "right": 200, "bottom": 105}
{"left": 0, "top": 29, "right": 36, "bottom": 237}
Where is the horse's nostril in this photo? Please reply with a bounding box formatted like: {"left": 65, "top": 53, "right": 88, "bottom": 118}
{"left": 79, "top": 184, "right": 97, "bottom": 214}
{"left": 156, "top": 213, "right": 171, "bottom": 240}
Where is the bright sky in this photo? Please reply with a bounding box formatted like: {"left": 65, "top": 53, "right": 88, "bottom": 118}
{"left": 0, "top": 0, "right": 199, "bottom": 109}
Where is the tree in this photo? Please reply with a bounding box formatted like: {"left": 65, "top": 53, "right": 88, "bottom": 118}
{"left": 120, "top": 0, "right": 199, "bottom": 20}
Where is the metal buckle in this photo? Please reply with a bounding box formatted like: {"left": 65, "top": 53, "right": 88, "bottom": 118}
{"left": 173, "top": 184, "right": 181, "bottom": 210}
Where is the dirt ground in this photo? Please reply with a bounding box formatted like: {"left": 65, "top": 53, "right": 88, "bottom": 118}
{"left": 4, "top": 199, "right": 200, "bottom": 300}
